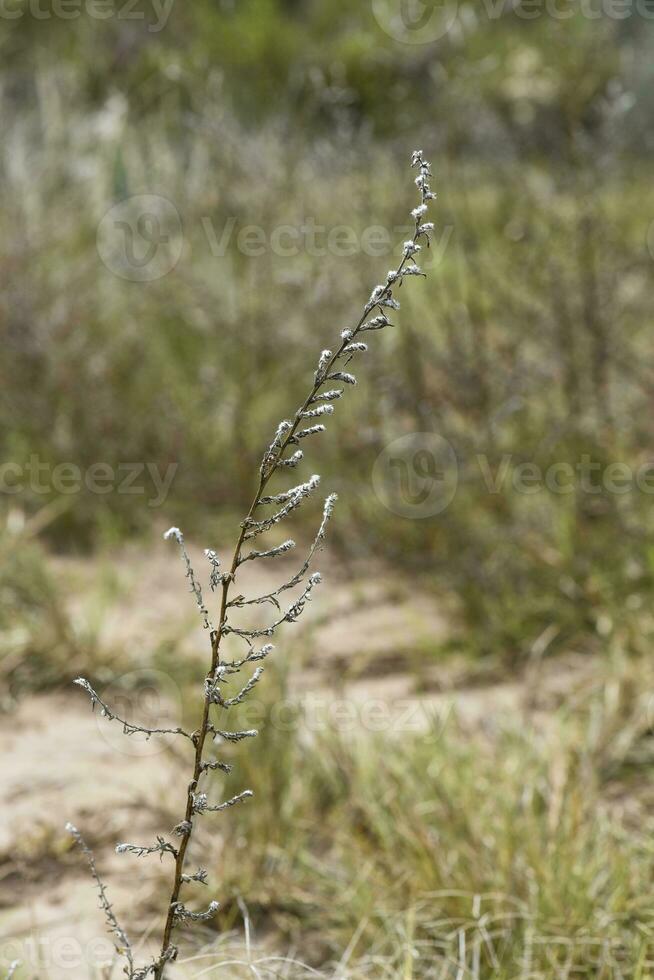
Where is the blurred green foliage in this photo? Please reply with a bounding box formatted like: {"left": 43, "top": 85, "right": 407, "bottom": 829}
{"left": 2, "top": 4, "right": 654, "bottom": 663}
{"left": 195, "top": 657, "right": 654, "bottom": 975}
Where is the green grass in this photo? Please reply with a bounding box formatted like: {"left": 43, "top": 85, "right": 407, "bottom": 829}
{"left": 2, "top": 525, "right": 653, "bottom": 978}
{"left": 4, "top": 648, "right": 654, "bottom": 978}
{"left": 182, "top": 656, "right": 654, "bottom": 977}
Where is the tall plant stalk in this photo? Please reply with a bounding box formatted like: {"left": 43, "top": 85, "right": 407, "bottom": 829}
{"left": 68, "top": 150, "right": 436, "bottom": 979}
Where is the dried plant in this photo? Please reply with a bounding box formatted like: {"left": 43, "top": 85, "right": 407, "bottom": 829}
{"left": 68, "top": 150, "right": 436, "bottom": 979}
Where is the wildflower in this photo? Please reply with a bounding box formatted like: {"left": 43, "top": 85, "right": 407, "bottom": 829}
{"left": 204, "top": 549, "right": 222, "bottom": 591}
{"left": 116, "top": 838, "right": 177, "bottom": 860}
{"left": 276, "top": 449, "right": 303, "bottom": 468}
{"left": 315, "top": 349, "right": 333, "bottom": 381}
{"left": 164, "top": 527, "right": 213, "bottom": 631}
{"left": 360, "top": 314, "right": 390, "bottom": 331}
{"left": 367, "top": 284, "right": 387, "bottom": 306}
{"left": 239, "top": 539, "right": 295, "bottom": 565}
{"left": 310, "top": 388, "right": 343, "bottom": 402}
{"left": 301, "top": 404, "right": 334, "bottom": 418}
{"left": 171, "top": 901, "right": 220, "bottom": 925}
{"left": 260, "top": 474, "right": 320, "bottom": 506}
{"left": 181, "top": 868, "right": 209, "bottom": 885}
{"left": 213, "top": 728, "right": 258, "bottom": 743}
{"left": 69, "top": 149, "right": 436, "bottom": 980}
{"left": 291, "top": 424, "right": 326, "bottom": 442}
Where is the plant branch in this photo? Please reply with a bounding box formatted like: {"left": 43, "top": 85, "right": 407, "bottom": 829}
{"left": 151, "top": 149, "right": 435, "bottom": 980}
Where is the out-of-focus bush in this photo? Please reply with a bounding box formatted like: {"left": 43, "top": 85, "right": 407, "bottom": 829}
{"left": 0, "top": 513, "right": 88, "bottom": 697}
{"left": 2, "top": 7, "right": 654, "bottom": 663}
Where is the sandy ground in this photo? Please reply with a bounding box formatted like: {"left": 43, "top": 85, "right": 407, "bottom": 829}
{"left": 0, "top": 539, "right": 579, "bottom": 978}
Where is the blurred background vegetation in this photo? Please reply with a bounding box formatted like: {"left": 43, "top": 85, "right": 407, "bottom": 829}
{"left": 2, "top": 3, "right": 654, "bottom": 668}
{"left": 5, "top": 6, "right": 654, "bottom": 977}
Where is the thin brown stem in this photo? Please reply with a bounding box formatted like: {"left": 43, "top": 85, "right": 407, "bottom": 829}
{"left": 151, "top": 155, "right": 432, "bottom": 979}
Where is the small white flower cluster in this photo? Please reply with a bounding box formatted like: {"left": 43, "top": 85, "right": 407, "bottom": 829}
{"left": 164, "top": 526, "right": 214, "bottom": 632}
{"left": 212, "top": 727, "right": 259, "bottom": 743}
{"left": 238, "top": 537, "right": 296, "bottom": 565}
{"left": 214, "top": 643, "right": 275, "bottom": 674}
{"left": 301, "top": 403, "right": 334, "bottom": 419}
{"left": 360, "top": 313, "right": 390, "bottom": 331}
{"left": 181, "top": 867, "right": 208, "bottom": 885}
{"left": 276, "top": 448, "right": 303, "bottom": 468}
{"left": 327, "top": 370, "right": 356, "bottom": 385}
{"left": 204, "top": 549, "right": 223, "bottom": 591}
{"left": 191, "top": 789, "right": 253, "bottom": 815}
{"left": 315, "top": 348, "right": 333, "bottom": 383}
{"left": 199, "top": 757, "right": 233, "bottom": 774}
{"left": 410, "top": 150, "right": 436, "bottom": 232}
{"left": 291, "top": 423, "right": 326, "bottom": 443}
{"left": 260, "top": 474, "right": 320, "bottom": 506}
{"left": 171, "top": 900, "right": 220, "bottom": 925}
{"left": 260, "top": 418, "right": 294, "bottom": 476}
{"left": 311, "top": 387, "right": 343, "bottom": 402}
{"left": 116, "top": 837, "right": 177, "bottom": 860}
{"left": 205, "top": 665, "right": 264, "bottom": 707}
{"left": 243, "top": 490, "right": 307, "bottom": 539}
